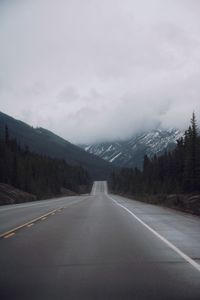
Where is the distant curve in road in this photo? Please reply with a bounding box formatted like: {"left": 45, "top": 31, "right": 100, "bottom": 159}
{"left": 0, "top": 181, "right": 200, "bottom": 300}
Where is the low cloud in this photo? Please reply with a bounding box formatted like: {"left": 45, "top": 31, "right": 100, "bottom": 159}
{"left": 0, "top": 0, "right": 200, "bottom": 143}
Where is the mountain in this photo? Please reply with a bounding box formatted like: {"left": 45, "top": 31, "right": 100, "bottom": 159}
{"left": 0, "top": 111, "right": 113, "bottom": 179}
{"left": 80, "top": 129, "right": 183, "bottom": 169}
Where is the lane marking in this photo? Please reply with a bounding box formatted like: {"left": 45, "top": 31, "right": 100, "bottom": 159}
{"left": 41, "top": 217, "right": 47, "bottom": 221}
{"left": 0, "top": 207, "right": 64, "bottom": 239}
{"left": 104, "top": 181, "right": 108, "bottom": 194}
{"left": 26, "top": 223, "right": 34, "bottom": 228}
{"left": 0, "top": 196, "right": 90, "bottom": 240}
{"left": 0, "top": 195, "right": 86, "bottom": 212}
{"left": 107, "top": 194, "right": 200, "bottom": 273}
{"left": 91, "top": 181, "right": 97, "bottom": 196}
{"left": 4, "top": 232, "right": 15, "bottom": 239}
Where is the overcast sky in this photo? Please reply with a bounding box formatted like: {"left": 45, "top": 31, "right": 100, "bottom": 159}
{"left": 0, "top": 0, "right": 200, "bottom": 143}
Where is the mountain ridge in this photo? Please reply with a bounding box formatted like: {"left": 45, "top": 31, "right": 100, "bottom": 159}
{"left": 0, "top": 111, "right": 113, "bottom": 179}
{"left": 80, "top": 128, "right": 183, "bottom": 169}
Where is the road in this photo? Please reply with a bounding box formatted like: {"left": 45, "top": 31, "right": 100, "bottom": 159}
{"left": 0, "top": 181, "right": 200, "bottom": 299}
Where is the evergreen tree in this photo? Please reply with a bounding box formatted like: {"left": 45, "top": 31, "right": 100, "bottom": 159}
{"left": 0, "top": 125, "right": 91, "bottom": 201}
{"left": 5, "top": 125, "right": 9, "bottom": 145}
{"left": 109, "top": 112, "right": 200, "bottom": 197}
{"left": 183, "top": 113, "right": 200, "bottom": 192}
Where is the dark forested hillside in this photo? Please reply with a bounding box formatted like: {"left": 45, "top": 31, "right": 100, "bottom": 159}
{"left": 109, "top": 113, "right": 200, "bottom": 214}
{"left": 0, "top": 111, "right": 113, "bottom": 180}
{"left": 0, "top": 126, "right": 91, "bottom": 201}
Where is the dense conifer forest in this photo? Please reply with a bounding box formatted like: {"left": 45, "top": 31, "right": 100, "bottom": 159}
{"left": 109, "top": 113, "right": 200, "bottom": 212}
{"left": 0, "top": 126, "right": 91, "bottom": 200}
{"left": 0, "top": 111, "right": 112, "bottom": 181}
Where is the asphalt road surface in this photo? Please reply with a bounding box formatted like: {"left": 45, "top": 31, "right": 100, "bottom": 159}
{"left": 0, "top": 181, "right": 200, "bottom": 299}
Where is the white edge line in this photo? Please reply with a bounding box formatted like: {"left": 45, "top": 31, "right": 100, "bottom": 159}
{"left": 107, "top": 194, "right": 200, "bottom": 273}
{"left": 0, "top": 195, "right": 83, "bottom": 212}
{"left": 91, "top": 182, "right": 96, "bottom": 196}
{"left": 104, "top": 181, "right": 108, "bottom": 195}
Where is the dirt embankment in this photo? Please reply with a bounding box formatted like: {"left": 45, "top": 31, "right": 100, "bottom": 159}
{"left": 0, "top": 183, "right": 37, "bottom": 205}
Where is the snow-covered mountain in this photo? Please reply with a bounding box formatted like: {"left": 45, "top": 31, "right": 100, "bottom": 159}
{"left": 80, "top": 129, "right": 183, "bottom": 169}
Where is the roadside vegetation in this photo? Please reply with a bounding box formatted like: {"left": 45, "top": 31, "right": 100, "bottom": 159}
{"left": 0, "top": 126, "right": 91, "bottom": 204}
{"left": 109, "top": 113, "right": 200, "bottom": 215}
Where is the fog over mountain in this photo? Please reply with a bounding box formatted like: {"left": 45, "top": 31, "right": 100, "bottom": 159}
{"left": 80, "top": 128, "right": 183, "bottom": 169}
{"left": 0, "top": 0, "right": 200, "bottom": 143}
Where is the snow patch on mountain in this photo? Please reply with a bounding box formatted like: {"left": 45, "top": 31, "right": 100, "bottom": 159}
{"left": 79, "top": 128, "right": 183, "bottom": 169}
{"left": 110, "top": 152, "right": 122, "bottom": 163}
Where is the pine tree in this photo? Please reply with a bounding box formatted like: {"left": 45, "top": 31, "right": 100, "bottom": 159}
{"left": 109, "top": 112, "right": 200, "bottom": 196}
{"left": 5, "top": 125, "right": 9, "bottom": 145}
{"left": 183, "top": 113, "right": 200, "bottom": 192}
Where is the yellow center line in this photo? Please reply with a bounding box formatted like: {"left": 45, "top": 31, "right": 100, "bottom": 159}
{"left": 4, "top": 232, "right": 15, "bottom": 239}
{"left": 27, "top": 223, "right": 34, "bottom": 228}
{"left": 0, "top": 207, "right": 64, "bottom": 239}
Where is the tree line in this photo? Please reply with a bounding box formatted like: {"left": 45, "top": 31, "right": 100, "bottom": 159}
{"left": 109, "top": 113, "right": 200, "bottom": 196}
{"left": 0, "top": 126, "right": 91, "bottom": 199}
